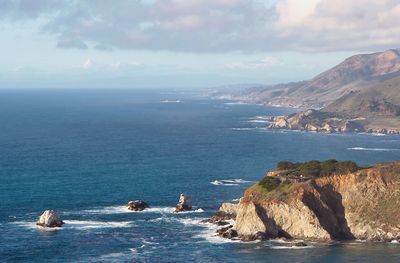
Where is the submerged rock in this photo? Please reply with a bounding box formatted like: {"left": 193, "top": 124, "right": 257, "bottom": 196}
{"left": 127, "top": 200, "right": 149, "bottom": 211}
{"left": 294, "top": 241, "right": 308, "bottom": 247}
{"left": 36, "top": 210, "right": 64, "bottom": 228}
{"left": 175, "top": 193, "right": 192, "bottom": 212}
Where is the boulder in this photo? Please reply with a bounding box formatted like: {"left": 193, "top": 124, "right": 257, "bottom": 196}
{"left": 127, "top": 200, "right": 149, "bottom": 211}
{"left": 175, "top": 193, "right": 192, "bottom": 212}
{"left": 201, "top": 202, "right": 238, "bottom": 224}
{"left": 36, "top": 210, "right": 64, "bottom": 228}
{"left": 222, "top": 229, "right": 238, "bottom": 239}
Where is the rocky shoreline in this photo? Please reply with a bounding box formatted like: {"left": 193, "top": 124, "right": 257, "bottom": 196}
{"left": 266, "top": 109, "right": 400, "bottom": 135}
{"left": 34, "top": 161, "right": 400, "bottom": 244}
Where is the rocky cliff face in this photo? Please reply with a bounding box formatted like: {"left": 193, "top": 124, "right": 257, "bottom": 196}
{"left": 215, "top": 161, "right": 400, "bottom": 241}
{"left": 267, "top": 109, "right": 400, "bottom": 134}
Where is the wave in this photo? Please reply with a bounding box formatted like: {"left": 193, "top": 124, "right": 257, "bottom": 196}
{"left": 230, "top": 127, "right": 267, "bottom": 131}
{"left": 248, "top": 120, "right": 270, "bottom": 123}
{"left": 12, "top": 220, "right": 132, "bottom": 230}
{"left": 160, "top": 100, "right": 181, "bottom": 103}
{"left": 269, "top": 245, "right": 315, "bottom": 249}
{"left": 192, "top": 220, "right": 241, "bottom": 244}
{"left": 248, "top": 116, "right": 271, "bottom": 124}
{"left": 211, "top": 179, "right": 252, "bottom": 186}
{"left": 73, "top": 206, "right": 172, "bottom": 215}
{"left": 224, "top": 102, "right": 249, "bottom": 105}
{"left": 347, "top": 147, "right": 400, "bottom": 152}
{"left": 80, "top": 250, "right": 137, "bottom": 263}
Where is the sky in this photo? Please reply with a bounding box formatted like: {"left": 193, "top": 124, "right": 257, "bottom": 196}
{"left": 0, "top": 0, "right": 400, "bottom": 89}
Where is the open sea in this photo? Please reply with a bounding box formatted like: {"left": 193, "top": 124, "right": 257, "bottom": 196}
{"left": 1, "top": 88, "right": 400, "bottom": 262}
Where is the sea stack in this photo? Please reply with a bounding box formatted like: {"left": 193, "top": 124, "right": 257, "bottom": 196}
{"left": 36, "top": 210, "right": 64, "bottom": 228}
{"left": 175, "top": 193, "right": 192, "bottom": 212}
{"left": 127, "top": 200, "right": 150, "bottom": 211}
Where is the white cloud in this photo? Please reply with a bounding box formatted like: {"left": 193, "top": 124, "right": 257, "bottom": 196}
{"left": 275, "top": 0, "right": 400, "bottom": 51}
{"left": 1, "top": 0, "right": 400, "bottom": 53}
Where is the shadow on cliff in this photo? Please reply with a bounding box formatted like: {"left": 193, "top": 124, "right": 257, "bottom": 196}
{"left": 302, "top": 182, "right": 355, "bottom": 240}
{"left": 255, "top": 204, "right": 292, "bottom": 239}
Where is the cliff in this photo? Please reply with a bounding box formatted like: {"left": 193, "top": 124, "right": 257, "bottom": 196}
{"left": 267, "top": 109, "right": 400, "bottom": 134}
{"left": 212, "top": 161, "right": 400, "bottom": 242}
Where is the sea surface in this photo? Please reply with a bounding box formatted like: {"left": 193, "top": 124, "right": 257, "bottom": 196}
{"left": 1, "top": 88, "right": 400, "bottom": 263}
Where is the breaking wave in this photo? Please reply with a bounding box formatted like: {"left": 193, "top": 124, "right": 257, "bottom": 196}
{"left": 347, "top": 147, "right": 400, "bottom": 152}
{"left": 211, "top": 179, "right": 252, "bottom": 186}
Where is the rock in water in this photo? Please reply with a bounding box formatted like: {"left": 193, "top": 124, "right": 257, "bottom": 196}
{"left": 127, "top": 200, "right": 150, "bottom": 211}
{"left": 175, "top": 193, "right": 192, "bottom": 212}
{"left": 36, "top": 210, "right": 64, "bottom": 228}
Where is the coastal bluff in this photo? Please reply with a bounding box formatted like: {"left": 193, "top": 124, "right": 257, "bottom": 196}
{"left": 211, "top": 160, "right": 400, "bottom": 242}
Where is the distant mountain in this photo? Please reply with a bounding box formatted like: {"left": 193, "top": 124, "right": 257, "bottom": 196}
{"left": 267, "top": 76, "right": 400, "bottom": 134}
{"left": 221, "top": 49, "right": 400, "bottom": 108}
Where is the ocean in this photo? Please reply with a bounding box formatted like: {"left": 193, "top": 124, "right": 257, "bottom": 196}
{"left": 1, "top": 88, "right": 400, "bottom": 262}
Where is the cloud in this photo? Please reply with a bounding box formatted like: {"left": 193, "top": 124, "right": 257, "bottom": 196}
{"left": 275, "top": 0, "right": 400, "bottom": 52}
{"left": 1, "top": 0, "right": 400, "bottom": 52}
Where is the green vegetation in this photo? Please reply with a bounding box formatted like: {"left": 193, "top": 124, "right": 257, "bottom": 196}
{"left": 277, "top": 159, "right": 361, "bottom": 178}
{"left": 258, "top": 159, "right": 361, "bottom": 194}
{"left": 259, "top": 176, "right": 281, "bottom": 192}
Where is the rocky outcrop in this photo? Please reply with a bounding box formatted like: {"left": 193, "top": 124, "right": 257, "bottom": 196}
{"left": 175, "top": 193, "right": 192, "bottom": 212}
{"left": 215, "top": 161, "right": 400, "bottom": 242}
{"left": 36, "top": 210, "right": 64, "bottom": 228}
{"left": 127, "top": 200, "right": 149, "bottom": 211}
{"left": 267, "top": 110, "right": 400, "bottom": 134}
{"left": 202, "top": 202, "right": 238, "bottom": 225}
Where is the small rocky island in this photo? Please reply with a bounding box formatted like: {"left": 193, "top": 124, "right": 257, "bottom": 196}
{"left": 127, "top": 200, "right": 150, "bottom": 211}
{"left": 175, "top": 193, "right": 192, "bottom": 212}
{"left": 206, "top": 160, "right": 400, "bottom": 242}
{"left": 36, "top": 210, "right": 64, "bottom": 228}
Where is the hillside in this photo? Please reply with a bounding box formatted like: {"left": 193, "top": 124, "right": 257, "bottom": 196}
{"left": 267, "top": 76, "right": 400, "bottom": 134}
{"left": 218, "top": 49, "right": 400, "bottom": 108}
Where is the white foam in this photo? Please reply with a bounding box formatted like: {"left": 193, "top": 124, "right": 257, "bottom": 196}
{"left": 211, "top": 180, "right": 238, "bottom": 186}
{"left": 390, "top": 240, "right": 399, "bottom": 243}
{"left": 12, "top": 220, "right": 132, "bottom": 230}
{"left": 224, "top": 102, "right": 249, "bottom": 105}
{"left": 194, "top": 222, "right": 241, "bottom": 244}
{"left": 160, "top": 100, "right": 181, "bottom": 103}
{"left": 347, "top": 147, "right": 400, "bottom": 152}
{"left": 231, "top": 128, "right": 254, "bottom": 131}
{"left": 62, "top": 220, "right": 132, "bottom": 229}
{"left": 211, "top": 179, "right": 252, "bottom": 186}
{"left": 248, "top": 120, "right": 270, "bottom": 123}
{"left": 230, "top": 127, "right": 267, "bottom": 131}
{"left": 180, "top": 208, "right": 205, "bottom": 214}
{"left": 269, "top": 245, "right": 314, "bottom": 249}
{"left": 74, "top": 206, "right": 178, "bottom": 215}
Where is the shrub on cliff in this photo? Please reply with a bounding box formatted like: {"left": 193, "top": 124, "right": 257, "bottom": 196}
{"left": 258, "top": 177, "right": 281, "bottom": 192}
{"left": 276, "top": 159, "right": 360, "bottom": 178}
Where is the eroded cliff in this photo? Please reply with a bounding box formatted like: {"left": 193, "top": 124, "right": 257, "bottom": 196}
{"left": 214, "top": 161, "right": 400, "bottom": 241}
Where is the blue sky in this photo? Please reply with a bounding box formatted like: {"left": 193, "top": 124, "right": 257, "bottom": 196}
{"left": 0, "top": 0, "right": 399, "bottom": 89}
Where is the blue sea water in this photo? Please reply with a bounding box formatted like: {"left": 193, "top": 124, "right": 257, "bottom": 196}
{"left": 1, "top": 88, "right": 400, "bottom": 263}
